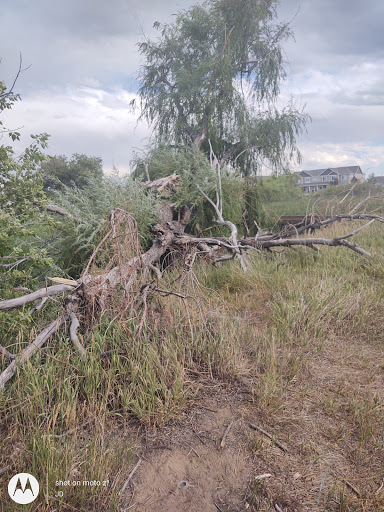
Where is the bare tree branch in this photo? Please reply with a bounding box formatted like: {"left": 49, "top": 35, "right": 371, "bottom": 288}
{"left": 0, "top": 345, "right": 16, "bottom": 362}
{"left": 0, "top": 316, "right": 66, "bottom": 389}
{"left": 0, "top": 257, "right": 30, "bottom": 271}
{"left": 46, "top": 204, "right": 74, "bottom": 217}
{"left": 0, "top": 53, "right": 30, "bottom": 104}
{"left": 145, "top": 173, "right": 181, "bottom": 195}
{"left": 197, "top": 145, "right": 248, "bottom": 271}
{"left": 251, "top": 236, "right": 372, "bottom": 257}
{"left": 0, "top": 284, "right": 76, "bottom": 311}
{"left": 68, "top": 310, "right": 87, "bottom": 358}
{"left": 29, "top": 296, "right": 48, "bottom": 315}
{"left": 280, "top": 213, "right": 384, "bottom": 239}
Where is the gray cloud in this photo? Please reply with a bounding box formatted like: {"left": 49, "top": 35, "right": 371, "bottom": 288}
{"left": 332, "top": 82, "right": 384, "bottom": 106}
{"left": 1, "top": 0, "right": 383, "bottom": 174}
{"left": 281, "top": 0, "right": 384, "bottom": 71}
{"left": 1, "top": 0, "right": 194, "bottom": 91}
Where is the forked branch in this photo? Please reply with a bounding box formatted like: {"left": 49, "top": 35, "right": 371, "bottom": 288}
{"left": 0, "top": 194, "right": 382, "bottom": 389}
{"left": 198, "top": 143, "right": 248, "bottom": 271}
{"left": 0, "top": 284, "right": 77, "bottom": 311}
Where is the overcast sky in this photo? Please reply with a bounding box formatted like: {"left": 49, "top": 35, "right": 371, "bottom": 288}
{"left": 1, "top": 0, "right": 383, "bottom": 175}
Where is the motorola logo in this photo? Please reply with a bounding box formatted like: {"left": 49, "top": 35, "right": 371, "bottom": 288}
{"left": 8, "top": 473, "right": 39, "bottom": 504}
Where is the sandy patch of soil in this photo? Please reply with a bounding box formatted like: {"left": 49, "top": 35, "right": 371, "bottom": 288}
{"left": 118, "top": 330, "right": 384, "bottom": 512}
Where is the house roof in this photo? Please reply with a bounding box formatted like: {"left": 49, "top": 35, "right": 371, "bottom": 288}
{"left": 300, "top": 166, "right": 362, "bottom": 177}
{"left": 300, "top": 169, "right": 327, "bottom": 177}
{"left": 329, "top": 166, "right": 362, "bottom": 174}
{"left": 320, "top": 168, "right": 338, "bottom": 175}
{"left": 372, "top": 176, "right": 384, "bottom": 184}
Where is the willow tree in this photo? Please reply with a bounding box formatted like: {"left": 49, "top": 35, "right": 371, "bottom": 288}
{"left": 137, "top": 0, "right": 309, "bottom": 176}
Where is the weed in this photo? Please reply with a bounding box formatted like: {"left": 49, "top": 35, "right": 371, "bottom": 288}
{"left": 1, "top": 220, "right": 384, "bottom": 510}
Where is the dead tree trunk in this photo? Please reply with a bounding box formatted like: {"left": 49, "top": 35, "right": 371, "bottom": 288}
{"left": 0, "top": 172, "right": 383, "bottom": 389}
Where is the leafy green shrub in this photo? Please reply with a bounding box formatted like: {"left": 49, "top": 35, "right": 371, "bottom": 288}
{"left": 0, "top": 72, "right": 52, "bottom": 295}
{"left": 48, "top": 173, "right": 160, "bottom": 276}
{"left": 40, "top": 153, "right": 104, "bottom": 190}
{"left": 132, "top": 144, "right": 267, "bottom": 235}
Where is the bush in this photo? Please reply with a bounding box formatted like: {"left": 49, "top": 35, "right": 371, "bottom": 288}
{"left": 132, "top": 144, "right": 266, "bottom": 235}
{"left": 48, "top": 173, "right": 160, "bottom": 276}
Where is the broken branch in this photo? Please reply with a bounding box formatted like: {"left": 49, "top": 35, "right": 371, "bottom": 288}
{"left": 0, "top": 284, "right": 76, "bottom": 311}
{"left": 0, "top": 316, "right": 66, "bottom": 389}
{"left": 68, "top": 310, "right": 87, "bottom": 358}
{"left": 249, "top": 423, "right": 288, "bottom": 453}
{"left": 0, "top": 345, "right": 16, "bottom": 362}
{"left": 220, "top": 420, "right": 233, "bottom": 448}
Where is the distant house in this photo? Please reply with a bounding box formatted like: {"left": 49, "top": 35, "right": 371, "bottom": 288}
{"left": 370, "top": 176, "right": 384, "bottom": 186}
{"left": 297, "top": 166, "right": 365, "bottom": 193}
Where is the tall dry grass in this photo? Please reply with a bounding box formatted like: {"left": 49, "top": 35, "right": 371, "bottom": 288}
{"left": 1, "top": 220, "right": 383, "bottom": 510}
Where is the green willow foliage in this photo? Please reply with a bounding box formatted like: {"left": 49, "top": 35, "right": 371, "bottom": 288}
{"left": 0, "top": 75, "right": 51, "bottom": 296}
{"left": 40, "top": 153, "right": 104, "bottom": 190}
{"left": 0, "top": 71, "right": 55, "bottom": 341}
{"left": 132, "top": 144, "right": 263, "bottom": 236}
{"left": 49, "top": 173, "right": 160, "bottom": 277}
{"left": 137, "top": 0, "right": 309, "bottom": 175}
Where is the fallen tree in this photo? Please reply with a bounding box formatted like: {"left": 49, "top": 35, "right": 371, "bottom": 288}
{"left": 1, "top": 170, "right": 383, "bottom": 389}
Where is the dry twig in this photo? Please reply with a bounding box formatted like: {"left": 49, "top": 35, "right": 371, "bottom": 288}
{"left": 120, "top": 458, "right": 143, "bottom": 494}
{"left": 220, "top": 421, "right": 233, "bottom": 448}
{"left": 344, "top": 479, "right": 361, "bottom": 497}
{"left": 249, "top": 423, "right": 288, "bottom": 453}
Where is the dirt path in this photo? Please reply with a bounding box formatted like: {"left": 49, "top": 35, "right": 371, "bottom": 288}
{"left": 118, "top": 334, "right": 384, "bottom": 512}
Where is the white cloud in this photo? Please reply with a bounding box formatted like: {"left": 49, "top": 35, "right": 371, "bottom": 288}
{"left": 293, "top": 141, "right": 384, "bottom": 174}
{"left": 2, "top": 87, "right": 151, "bottom": 174}
{"left": 278, "top": 59, "right": 384, "bottom": 174}
{"left": 1, "top": 0, "right": 383, "bottom": 175}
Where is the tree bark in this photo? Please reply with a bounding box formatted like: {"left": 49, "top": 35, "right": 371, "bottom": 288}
{"left": 0, "top": 284, "right": 76, "bottom": 311}
{"left": 0, "top": 316, "right": 66, "bottom": 389}
{"left": 0, "top": 199, "right": 381, "bottom": 389}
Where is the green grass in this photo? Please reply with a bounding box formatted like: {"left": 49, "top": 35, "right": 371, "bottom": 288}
{"left": 1, "top": 219, "right": 384, "bottom": 510}
{"left": 263, "top": 182, "right": 384, "bottom": 227}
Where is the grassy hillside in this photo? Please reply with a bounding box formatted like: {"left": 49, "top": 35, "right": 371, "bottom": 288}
{"left": 1, "top": 219, "right": 383, "bottom": 511}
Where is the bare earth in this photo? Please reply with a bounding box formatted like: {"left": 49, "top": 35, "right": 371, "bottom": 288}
{"left": 118, "top": 332, "right": 384, "bottom": 512}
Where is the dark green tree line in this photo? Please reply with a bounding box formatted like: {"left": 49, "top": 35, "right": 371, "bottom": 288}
{"left": 0, "top": 63, "right": 51, "bottom": 294}
{"left": 40, "top": 153, "right": 103, "bottom": 190}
